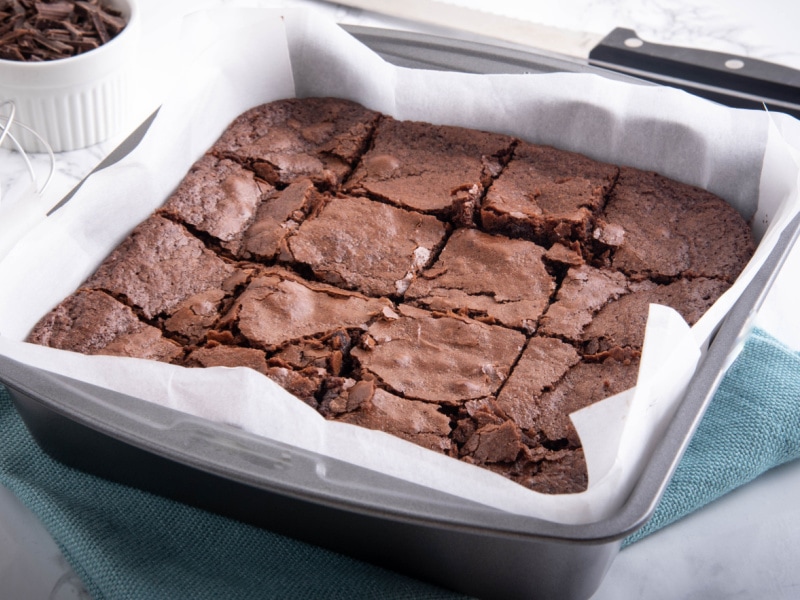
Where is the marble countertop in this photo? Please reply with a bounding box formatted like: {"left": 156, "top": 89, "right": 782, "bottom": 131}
{"left": 1, "top": 1, "right": 799, "bottom": 598}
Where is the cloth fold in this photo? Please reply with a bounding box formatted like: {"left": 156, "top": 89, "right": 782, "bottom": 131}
{"left": 1, "top": 326, "right": 799, "bottom": 598}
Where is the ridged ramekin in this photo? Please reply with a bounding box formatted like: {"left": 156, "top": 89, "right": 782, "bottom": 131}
{"left": 0, "top": 0, "right": 139, "bottom": 153}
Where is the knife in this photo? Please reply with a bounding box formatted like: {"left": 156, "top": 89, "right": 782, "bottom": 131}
{"left": 0, "top": 108, "right": 159, "bottom": 261}
{"left": 322, "top": 0, "right": 800, "bottom": 119}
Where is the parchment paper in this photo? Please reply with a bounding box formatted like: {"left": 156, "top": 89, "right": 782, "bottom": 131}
{"left": 0, "top": 7, "right": 798, "bottom": 525}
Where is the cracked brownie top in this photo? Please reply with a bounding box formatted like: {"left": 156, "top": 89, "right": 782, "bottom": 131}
{"left": 27, "top": 97, "right": 755, "bottom": 495}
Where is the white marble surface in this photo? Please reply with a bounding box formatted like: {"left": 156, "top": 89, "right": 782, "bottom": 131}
{"left": 1, "top": 1, "right": 799, "bottom": 598}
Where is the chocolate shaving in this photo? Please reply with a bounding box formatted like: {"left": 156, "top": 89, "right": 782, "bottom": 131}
{"left": 0, "top": 0, "right": 127, "bottom": 61}
{"left": 35, "top": 1, "right": 72, "bottom": 20}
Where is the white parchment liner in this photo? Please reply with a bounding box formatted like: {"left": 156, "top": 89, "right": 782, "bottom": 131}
{"left": 1, "top": 8, "right": 799, "bottom": 525}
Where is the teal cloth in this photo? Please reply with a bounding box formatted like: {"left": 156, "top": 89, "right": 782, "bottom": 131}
{"left": 623, "top": 327, "right": 800, "bottom": 546}
{"left": 1, "top": 326, "right": 799, "bottom": 598}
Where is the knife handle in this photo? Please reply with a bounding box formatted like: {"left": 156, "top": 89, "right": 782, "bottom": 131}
{"left": 588, "top": 28, "right": 800, "bottom": 117}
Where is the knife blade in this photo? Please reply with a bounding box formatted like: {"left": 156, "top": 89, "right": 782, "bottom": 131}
{"left": 322, "top": 0, "right": 800, "bottom": 119}
{"left": 0, "top": 108, "right": 159, "bottom": 261}
{"left": 47, "top": 107, "right": 161, "bottom": 216}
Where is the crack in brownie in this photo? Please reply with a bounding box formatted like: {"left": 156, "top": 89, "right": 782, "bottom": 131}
{"left": 404, "top": 228, "right": 555, "bottom": 333}
{"left": 211, "top": 97, "right": 381, "bottom": 188}
{"left": 285, "top": 194, "right": 448, "bottom": 297}
{"left": 345, "top": 116, "right": 515, "bottom": 227}
{"left": 27, "top": 97, "right": 756, "bottom": 495}
{"left": 481, "top": 142, "right": 619, "bottom": 248}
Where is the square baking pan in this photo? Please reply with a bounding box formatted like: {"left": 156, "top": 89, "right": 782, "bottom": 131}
{"left": 2, "top": 22, "right": 799, "bottom": 600}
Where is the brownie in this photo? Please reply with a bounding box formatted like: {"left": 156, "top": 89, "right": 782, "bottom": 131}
{"left": 495, "top": 337, "right": 581, "bottom": 432}
{"left": 537, "top": 264, "right": 630, "bottom": 341}
{"left": 351, "top": 304, "right": 526, "bottom": 406}
{"left": 494, "top": 353, "right": 639, "bottom": 494}
{"left": 233, "top": 178, "right": 324, "bottom": 261}
{"left": 26, "top": 97, "right": 756, "bottom": 496}
{"left": 161, "top": 266, "right": 257, "bottom": 345}
{"left": 333, "top": 382, "right": 453, "bottom": 453}
{"left": 184, "top": 344, "right": 270, "bottom": 375}
{"left": 27, "top": 289, "right": 182, "bottom": 362}
{"left": 211, "top": 97, "right": 381, "bottom": 188}
{"left": 404, "top": 228, "right": 554, "bottom": 332}
{"left": 345, "top": 116, "right": 515, "bottom": 226}
{"left": 83, "top": 215, "right": 237, "bottom": 320}
{"left": 481, "top": 142, "right": 619, "bottom": 246}
{"left": 159, "top": 154, "right": 271, "bottom": 249}
{"left": 182, "top": 344, "right": 325, "bottom": 408}
{"left": 602, "top": 167, "right": 756, "bottom": 281}
{"left": 581, "top": 277, "right": 731, "bottom": 355}
{"left": 285, "top": 195, "right": 448, "bottom": 297}
{"left": 217, "top": 267, "right": 394, "bottom": 350}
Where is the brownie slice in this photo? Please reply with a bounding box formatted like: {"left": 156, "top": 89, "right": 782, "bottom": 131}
{"left": 492, "top": 353, "right": 638, "bottom": 494}
{"left": 182, "top": 343, "right": 326, "bottom": 408}
{"left": 602, "top": 167, "right": 756, "bottom": 281}
{"left": 27, "top": 289, "right": 182, "bottom": 362}
{"left": 201, "top": 268, "right": 394, "bottom": 406}
{"left": 581, "top": 277, "right": 731, "bottom": 354}
{"left": 405, "top": 228, "right": 555, "bottom": 332}
{"left": 84, "top": 215, "right": 237, "bottom": 320}
{"left": 537, "top": 264, "right": 630, "bottom": 341}
{"left": 285, "top": 195, "right": 448, "bottom": 297}
{"left": 161, "top": 265, "right": 257, "bottom": 345}
{"left": 495, "top": 337, "right": 581, "bottom": 432}
{"left": 184, "top": 344, "right": 269, "bottom": 374}
{"left": 211, "top": 97, "right": 380, "bottom": 188}
{"left": 330, "top": 380, "right": 453, "bottom": 453}
{"left": 351, "top": 304, "right": 526, "bottom": 406}
{"left": 217, "top": 268, "right": 394, "bottom": 351}
{"left": 481, "top": 142, "right": 619, "bottom": 246}
{"left": 345, "top": 117, "right": 515, "bottom": 226}
{"left": 232, "top": 178, "right": 324, "bottom": 261}
{"left": 536, "top": 356, "right": 639, "bottom": 446}
{"left": 159, "top": 155, "right": 270, "bottom": 249}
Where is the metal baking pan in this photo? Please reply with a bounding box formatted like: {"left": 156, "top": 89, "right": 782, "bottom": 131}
{"left": 2, "top": 25, "right": 799, "bottom": 600}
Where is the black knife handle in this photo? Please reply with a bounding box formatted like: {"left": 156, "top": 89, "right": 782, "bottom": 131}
{"left": 588, "top": 27, "right": 800, "bottom": 117}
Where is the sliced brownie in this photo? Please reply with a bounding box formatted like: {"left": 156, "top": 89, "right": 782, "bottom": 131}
{"left": 159, "top": 154, "right": 270, "bottom": 249}
{"left": 495, "top": 337, "right": 581, "bottom": 432}
{"left": 345, "top": 117, "right": 515, "bottom": 226}
{"left": 332, "top": 382, "right": 453, "bottom": 453}
{"left": 481, "top": 142, "right": 619, "bottom": 246}
{"left": 285, "top": 195, "right": 448, "bottom": 297}
{"left": 84, "top": 215, "right": 237, "bottom": 320}
{"left": 211, "top": 97, "right": 381, "bottom": 188}
{"left": 405, "top": 228, "right": 555, "bottom": 332}
{"left": 351, "top": 304, "right": 526, "bottom": 406}
{"left": 27, "top": 289, "right": 182, "bottom": 362}
{"left": 602, "top": 167, "right": 755, "bottom": 281}
{"left": 216, "top": 268, "right": 394, "bottom": 351}
{"left": 581, "top": 277, "right": 731, "bottom": 354}
{"left": 537, "top": 264, "right": 630, "bottom": 341}
{"left": 232, "top": 178, "right": 325, "bottom": 261}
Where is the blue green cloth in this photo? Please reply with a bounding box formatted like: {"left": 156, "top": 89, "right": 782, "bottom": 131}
{"left": 1, "top": 326, "right": 799, "bottom": 598}
{"left": 623, "top": 327, "right": 800, "bottom": 546}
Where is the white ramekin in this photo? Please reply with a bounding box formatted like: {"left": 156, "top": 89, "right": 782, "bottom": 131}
{"left": 0, "top": 0, "right": 140, "bottom": 153}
